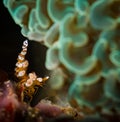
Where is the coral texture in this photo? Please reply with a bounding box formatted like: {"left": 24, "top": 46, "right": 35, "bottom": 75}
{"left": 3, "top": 0, "right": 120, "bottom": 113}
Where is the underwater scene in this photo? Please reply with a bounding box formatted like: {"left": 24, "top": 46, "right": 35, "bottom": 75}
{"left": 1, "top": 0, "right": 120, "bottom": 122}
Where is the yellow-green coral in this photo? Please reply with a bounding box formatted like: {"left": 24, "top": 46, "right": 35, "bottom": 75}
{"left": 3, "top": 0, "right": 120, "bottom": 113}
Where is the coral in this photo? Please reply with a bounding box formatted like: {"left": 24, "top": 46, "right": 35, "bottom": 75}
{"left": 3, "top": 0, "right": 120, "bottom": 115}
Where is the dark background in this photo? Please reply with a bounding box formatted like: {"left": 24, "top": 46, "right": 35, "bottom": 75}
{"left": 0, "top": 1, "right": 48, "bottom": 77}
